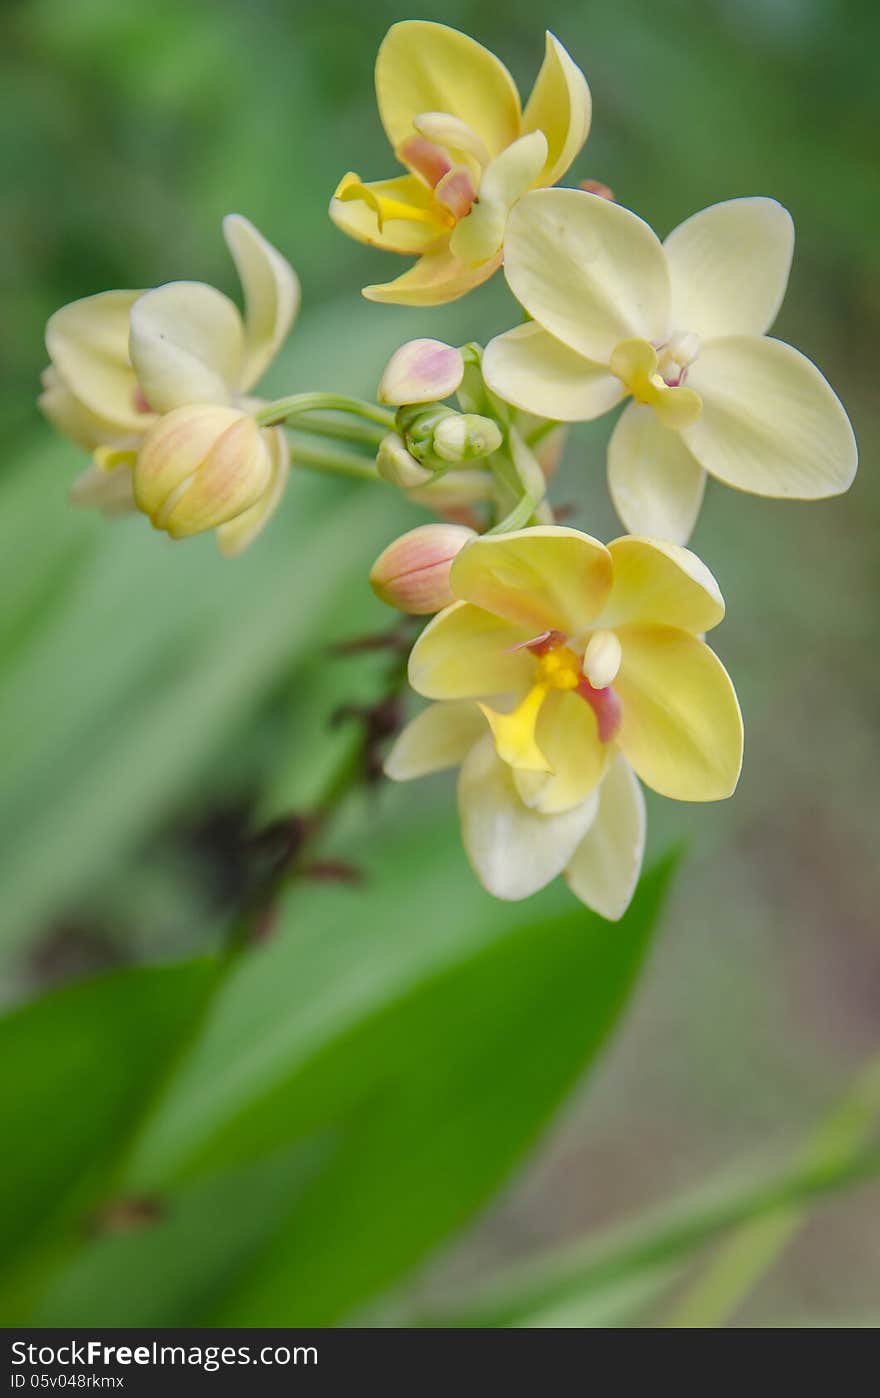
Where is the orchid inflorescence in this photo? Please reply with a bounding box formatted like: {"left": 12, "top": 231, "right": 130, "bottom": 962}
{"left": 40, "top": 20, "right": 857, "bottom": 921}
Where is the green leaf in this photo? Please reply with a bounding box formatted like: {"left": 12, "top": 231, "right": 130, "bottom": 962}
{"left": 27, "top": 854, "right": 674, "bottom": 1325}
{"left": 0, "top": 957, "right": 218, "bottom": 1322}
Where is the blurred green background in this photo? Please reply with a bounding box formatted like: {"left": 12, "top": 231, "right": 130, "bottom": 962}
{"left": 1, "top": 0, "right": 878, "bottom": 1327}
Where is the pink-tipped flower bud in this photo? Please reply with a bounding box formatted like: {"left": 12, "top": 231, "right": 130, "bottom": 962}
{"left": 369, "top": 523, "right": 476, "bottom": 614}
{"left": 378, "top": 339, "right": 464, "bottom": 406}
{"left": 134, "top": 405, "right": 271, "bottom": 539}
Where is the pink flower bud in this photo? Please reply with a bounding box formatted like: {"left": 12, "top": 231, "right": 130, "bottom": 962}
{"left": 378, "top": 339, "right": 464, "bottom": 406}
{"left": 370, "top": 523, "right": 476, "bottom": 614}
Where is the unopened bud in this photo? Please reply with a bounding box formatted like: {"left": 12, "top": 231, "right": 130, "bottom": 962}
{"left": 396, "top": 404, "right": 455, "bottom": 462}
{"left": 376, "top": 433, "right": 435, "bottom": 488}
{"left": 378, "top": 339, "right": 464, "bottom": 406}
{"left": 432, "top": 413, "right": 502, "bottom": 463}
{"left": 134, "top": 405, "right": 271, "bottom": 539}
{"left": 370, "top": 523, "right": 476, "bottom": 614}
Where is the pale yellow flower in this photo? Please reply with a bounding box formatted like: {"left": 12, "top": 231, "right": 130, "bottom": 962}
{"left": 40, "top": 216, "right": 300, "bottom": 555}
{"left": 407, "top": 525, "right": 742, "bottom": 807}
{"left": 483, "top": 192, "right": 857, "bottom": 542}
{"left": 330, "top": 21, "right": 590, "bottom": 306}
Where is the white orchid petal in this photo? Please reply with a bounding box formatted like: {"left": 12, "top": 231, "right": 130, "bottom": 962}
{"left": 458, "top": 734, "right": 598, "bottom": 900}
{"left": 483, "top": 321, "right": 622, "bottom": 422}
{"left": 682, "top": 335, "right": 857, "bottom": 498}
{"left": 607, "top": 403, "right": 706, "bottom": 544}
{"left": 503, "top": 189, "right": 671, "bottom": 362}
{"left": 664, "top": 197, "right": 794, "bottom": 340}
{"left": 565, "top": 756, "right": 645, "bottom": 921}
{"left": 385, "top": 701, "right": 486, "bottom": 780}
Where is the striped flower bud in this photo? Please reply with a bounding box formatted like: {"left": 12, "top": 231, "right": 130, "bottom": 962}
{"left": 134, "top": 405, "right": 271, "bottom": 539}
{"left": 370, "top": 523, "right": 476, "bottom": 614}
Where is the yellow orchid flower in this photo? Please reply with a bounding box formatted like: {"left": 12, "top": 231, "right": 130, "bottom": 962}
{"left": 483, "top": 192, "right": 858, "bottom": 543}
{"left": 39, "top": 216, "right": 300, "bottom": 556}
{"left": 330, "top": 21, "right": 591, "bottom": 306}
{"left": 405, "top": 527, "right": 743, "bottom": 823}
{"left": 388, "top": 697, "right": 645, "bottom": 920}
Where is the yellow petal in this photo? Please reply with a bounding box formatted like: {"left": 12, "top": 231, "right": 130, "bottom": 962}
{"left": 522, "top": 32, "right": 592, "bottom": 187}
{"left": 664, "top": 198, "right": 794, "bottom": 340}
{"left": 45, "top": 290, "right": 146, "bottom": 432}
{"left": 607, "top": 402, "right": 706, "bottom": 544}
{"left": 330, "top": 173, "right": 451, "bottom": 253}
{"left": 609, "top": 337, "right": 702, "bottom": 429}
{"left": 385, "top": 700, "right": 486, "bottom": 779}
{"left": 682, "top": 335, "right": 858, "bottom": 498}
{"left": 602, "top": 535, "right": 725, "bottom": 634}
{"left": 565, "top": 755, "right": 645, "bottom": 921}
{"left": 362, "top": 247, "right": 499, "bottom": 306}
{"left": 129, "top": 281, "right": 243, "bottom": 413}
{"left": 514, "top": 687, "right": 610, "bottom": 813}
{"left": 223, "top": 215, "right": 300, "bottom": 394}
{"left": 503, "top": 189, "right": 670, "bottom": 362}
{"left": 68, "top": 461, "right": 137, "bottom": 517}
{"left": 449, "top": 131, "right": 548, "bottom": 267}
{"left": 408, "top": 601, "right": 534, "bottom": 700}
{"left": 38, "top": 366, "right": 142, "bottom": 451}
{"left": 483, "top": 321, "right": 622, "bottom": 421}
{"left": 614, "top": 623, "right": 743, "bottom": 801}
{"left": 450, "top": 526, "right": 613, "bottom": 637}
{"left": 458, "top": 735, "right": 598, "bottom": 900}
{"left": 376, "top": 20, "right": 521, "bottom": 160}
{"left": 215, "top": 426, "right": 289, "bottom": 557}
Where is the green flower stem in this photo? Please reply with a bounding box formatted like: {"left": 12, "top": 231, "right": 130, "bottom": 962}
{"left": 287, "top": 437, "right": 379, "bottom": 482}
{"left": 487, "top": 493, "right": 539, "bottom": 535}
{"left": 286, "top": 413, "right": 385, "bottom": 449}
{"left": 254, "top": 392, "right": 395, "bottom": 431}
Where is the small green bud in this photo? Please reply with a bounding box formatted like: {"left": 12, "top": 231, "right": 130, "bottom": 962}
{"left": 376, "top": 433, "right": 434, "bottom": 488}
{"left": 432, "top": 413, "right": 503, "bottom": 464}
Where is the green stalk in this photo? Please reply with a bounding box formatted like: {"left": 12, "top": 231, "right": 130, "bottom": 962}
{"left": 663, "top": 1053, "right": 880, "bottom": 1327}
{"left": 287, "top": 437, "right": 379, "bottom": 482}
{"left": 253, "top": 392, "right": 395, "bottom": 431}
{"left": 286, "top": 414, "right": 385, "bottom": 450}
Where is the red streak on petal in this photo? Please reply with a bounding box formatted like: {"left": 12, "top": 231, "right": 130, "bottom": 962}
{"left": 132, "top": 386, "right": 153, "bottom": 414}
{"left": 399, "top": 136, "right": 453, "bottom": 189}
{"left": 506, "top": 629, "right": 565, "bottom": 655}
{"left": 435, "top": 167, "right": 477, "bottom": 220}
{"left": 576, "top": 677, "right": 622, "bottom": 742}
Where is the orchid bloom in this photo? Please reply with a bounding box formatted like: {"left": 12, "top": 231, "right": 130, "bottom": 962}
{"left": 483, "top": 192, "right": 857, "bottom": 543}
{"left": 387, "top": 526, "right": 742, "bottom": 911}
{"left": 330, "top": 21, "right": 590, "bottom": 306}
{"left": 39, "top": 216, "right": 300, "bottom": 555}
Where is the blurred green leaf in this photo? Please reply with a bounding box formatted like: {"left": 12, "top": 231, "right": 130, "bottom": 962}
{"left": 0, "top": 956, "right": 217, "bottom": 1321}
{"left": 7, "top": 851, "right": 674, "bottom": 1324}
